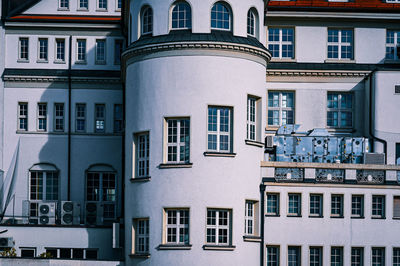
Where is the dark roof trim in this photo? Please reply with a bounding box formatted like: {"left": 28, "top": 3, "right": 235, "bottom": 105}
{"left": 268, "top": 62, "right": 400, "bottom": 71}
{"left": 7, "top": 15, "right": 121, "bottom": 23}
{"left": 2, "top": 0, "right": 41, "bottom": 19}
{"left": 2, "top": 69, "right": 121, "bottom": 78}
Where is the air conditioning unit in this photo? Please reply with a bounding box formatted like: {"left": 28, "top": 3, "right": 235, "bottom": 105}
{"left": 0, "top": 237, "right": 14, "bottom": 248}
{"left": 364, "top": 153, "right": 385, "bottom": 165}
{"left": 266, "top": 136, "right": 274, "bottom": 148}
{"left": 61, "top": 201, "right": 81, "bottom": 225}
{"left": 85, "top": 202, "right": 103, "bottom": 226}
{"left": 38, "top": 202, "right": 56, "bottom": 225}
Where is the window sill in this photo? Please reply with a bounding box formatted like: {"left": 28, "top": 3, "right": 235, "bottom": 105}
{"left": 324, "top": 59, "right": 355, "bottom": 63}
{"left": 158, "top": 163, "right": 193, "bottom": 169}
{"left": 351, "top": 216, "right": 364, "bottom": 219}
{"left": 95, "top": 61, "right": 106, "bottom": 65}
{"left": 54, "top": 60, "right": 66, "bottom": 64}
{"left": 287, "top": 214, "right": 302, "bottom": 217}
{"left": 243, "top": 235, "right": 261, "bottom": 242}
{"left": 17, "top": 59, "right": 29, "bottom": 63}
{"left": 270, "top": 58, "right": 296, "bottom": 63}
{"left": 371, "top": 216, "right": 385, "bottom": 220}
{"left": 37, "top": 60, "right": 48, "bottom": 63}
{"left": 383, "top": 59, "right": 400, "bottom": 64}
{"left": 77, "top": 8, "right": 89, "bottom": 11}
{"left": 75, "top": 60, "right": 87, "bottom": 65}
{"left": 96, "top": 9, "right": 108, "bottom": 12}
{"left": 265, "top": 214, "right": 280, "bottom": 217}
{"left": 129, "top": 253, "right": 150, "bottom": 259}
{"left": 245, "top": 139, "right": 264, "bottom": 148}
{"left": 202, "top": 245, "right": 236, "bottom": 251}
{"left": 330, "top": 215, "right": 344, "bottom": 219}
{"left": 130, "top": 177, "right": 151, "bottom": 183}
{"left": 309, "top": 215, "right": 323, "bottom": 218}
{"left": 203, "top": 152, "right": 236, "bottom": 158}
{"left": 157, "top": 244, "right": 192, "bottom": 250}
{"left": 57, "top": 8, "right": 70, "bottom": 11}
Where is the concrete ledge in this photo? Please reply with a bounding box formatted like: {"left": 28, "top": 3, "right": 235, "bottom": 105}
{"left": 243, "top": 235, "right": 262, "bottom": 242}
{"left": 157, "top": 244, "right": 192, "bottom": 250}
{"left": 130, "top": 177, "right": 151, "bottom": 183}
{"left": 204, "top": 152, "right": 236, "bottom": 158}
{"left": 129, "top": 253, "right": 150, "bottom": 259}
{"left": 245, "top": 140, "right": 265, "bottom": 148}
{"left": 158, "top": 163, "right": 193, "bottom": 169}
{"left": 202, "top": 245, "right": 236, "bottom": 251}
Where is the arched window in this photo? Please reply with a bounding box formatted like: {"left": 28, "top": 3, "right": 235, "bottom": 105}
{"left": 141, "top": 6, "right": 153, "bottom": 35}
{"left": 211, "top": 2, "right": 232, "bottom": 31}
{"left": 247, "top": 8, "right": 258, "bottom": 38}
{"left": 171, "top": 2, "right": 192, "bottom": 29}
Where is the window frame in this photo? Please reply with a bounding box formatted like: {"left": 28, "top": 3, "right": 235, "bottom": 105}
{"left": 141, "top": 6, "right": 153, "bottom": 36}
{"left": 97, "top": 0, "right": 108, "bottom": 10}
{"left": 385, "top": 30, "right": 400, "bottom": 60}
{"left": 59, "top": 0, "right": 69, "bottom": 10}
{"left": 372, "top": 195, "right": 385, "bottom": 219}
{"left": 37, "top": 103, "right": 47, "bottom": 132}
{"left": 327, "top": 92, "right": 353, "bottom": 129}
{"left": 205, "top": 208, "right": 232, "bottom": 246}
{"left": 309, "top": 194, "right": 323, "bottom": 217}
{"left": 266, "top": 246, "right": 280, "bottom": 266}
{"left": 114, "top": 39, "right": 124, "bottom": 65}
{"left": 267, "top": 91, "right": 295, "bottom": 127}
{"left": 54, "top": 103, "right": 65, "bottom": 132}
{"left": 268, "top": 27, "right": 295, "bottom": 60}
{"left": 310, "top": 246, "right": 323, "bottom": 266}
{"left": 288, "top": 246, "right": 301, "bottom": 266}
{"left": 247, "top": 8, "right": 259, "bottom": 39}
{"left": 207, "top": 106, "right": 233, "bottom": 153}
{"left": 113, "top": 104, "right": 123, "bottom": 133}
{"left": 393, "top": 247, "right": 400, "bottom": 266}
{"left": 266, "top": 193, "right": 280, "bottom": 216}
{"left": 163, "top": 208, "right": 190, "bottom": 246}
{"left": 210, "top": 2, "right": 232, "bottom": 31}
{"left": 95, "top": 39, "right": 106, "bottom": 64}
{"left": 29, "top": 169, "right": 59, "bottom": 218}
{"left": 75, "top": 103, "right": 86, "bottom": 133}
{"left": 94, "top": 104, "right": 106, "bottom": 133}
{"left": 18, "top": 37, "right": 29, "bottom": 62}
{"left": 76, "top": 39, "right": 87, "bottom": 63}
{"left": 246, "top": 95, "right": 261, "bottom": 142}
{"left": 394, "top": 196, "right": 400, "bottom": 219}
{"left": 287, "top": 193, "right": 301, "bottom": 217}
{"left": 132, "top": 218, "right": 150, "bottom": 255}
{"left": 331, "top": 194, "right": 344, "bottom": 218}
{"left": 170, "top": 1, "right": 192, "bottom": 30}
{"left": 134, "top": 132, "right": 150, "bottom": 179}
{"left": 55, "top": 39, "right": 66, "bottom": 63}
{"left": 351, "top": 247, "right": 364, "bottom": 266}
{"left": 331, "top": 246, "right": 344, "bottom": 266}
{"left": 164, "top": 117, "right": 191, "bottom": 164}
{"left": 351, "top": 195, "right": 364, "bottom": 218}
{"left": 244, "top": 200, "right": 259, "bottom": 236}
{"left": 327, "top": 28, "right": 354, "bottom": 60}
{"left": 371, "top": 247, "right": 385, "bottom": 266}
{"left": 38, "top": 38, "right": 48, "bottom": 62}
{"left": 78, "top": 0, "right": 89, "bottom": 10}
{"left": 18, "top": 102, "right": 28, "bottom": 131}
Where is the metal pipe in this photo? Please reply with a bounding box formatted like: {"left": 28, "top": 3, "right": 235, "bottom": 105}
{"left": 67, "top": 35, "right": 72, "bottom": 201}
{"left": 260, "top": 184, "right": 266, "bottom": 266}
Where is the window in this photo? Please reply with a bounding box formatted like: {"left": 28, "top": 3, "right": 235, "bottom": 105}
{"left": 18, "top": 102, "right": 28, "bottom": 131}
{"left": 351, "top": 247, "right": 363, "bottom": 266}
{"left": 86, "top": 171, "right": 116, "bottom": 219}
{"left": 72, "top": 249, "right": 83, "bottom": 259}
{"left": 288, "top": 246, "right": 301, "bottom": 266}
{"left": 268, "top": 91, "right": 294, "bottom": 126}
{"left": 331, "top": 247, "right": 343, "bottom": 266}
{"left": 288, "top": 193, "right": 301, "bottom": 216}
{"left": 393, "top": 248, "right": 400, "bottom": 266}
{"left": 394, "top": 196, "right": 400, "bottom": 218}
{"left": 331, "top": 195, "right": 343, "bottom": 217}
{"left": 171, "top": 2, "right": 192, "bottom": 29}
{"left": 327, "top": 92, "right": 353, "bottom": 128}
{"left": 38, "top": 38, "right": 48, "bottom": 61}
{"left": 76, "top": 39, "right": 86, "bottom": 62}
{"left": 396, "top": 143, "right": 400, "bottom": 164}
{"left": 351, "top": 195, "right": 364, "bottom": 218}
{"left": 20, "top": 248, "right": 35, "bottom": 258}
{"left": 164, "top": 209, "right": 189, "bottom": 245}
{"left": 113, "top": 104, "right": 123, "bottom": 133}
{"left": 207, "top": 106, "right": 233, "bottom": 153}
{"left": 310, "top": 247, "right": 323, "bottom": 266}
{"left": 114, "top": 39, "right": 123, "bottom": 65}
{"left": 29, "top": 170, "right": 59, "bottom": 216}
{"left": 116, "top": 0, "right": 121, "bottom": 10}
{"left": 135, "top": 132, "right": 150, "bottom": 178}
{"left": 59, "top": 0, "right": 69, "bottom": 9}
{"left": 75, "top": 103, "right": 86, "bottom": 132}
{"left": 19, "top": 38, "right": 29, "bottom": 61}
{"left": 372, "top": 195, "right": 385, "bottom": 218}
{"left": 54, "top": 103, "right": 64, "bottom": 132}
{"left": 327, "top": 29, "right": 353, "bottom": 60}
{"left": 55, "top": 39, "right": 65, "bottom": 62}
{"left": 211, "top": 2, "right": 232, "bottom": 31}
{"left": 371, "top": 247, "right": 385, "bottom": 266}
{"left": 266, "top": 246, "right": 279, "bottom": 266}
{"left": 247, "top": 9, "right": 258, "bottom": 38}
{"left": 268, "top": 28, "right": 294, "bottom": 59}
{"left": 386, "top": 30, "right": 400, "bottom": 60}
{"left": 141, "top": 6, "right": 153, "bottom": 35}
{"left": 309, "top": 194, "right": 323, "bottom": 217}
{"left": 133, "top": 218, "right": 149, "bottom": 254}
{"left": 85, "top": 249, "right": 98, "bottom": 259}
{"left": 165, "top": 118, "right": 190, "bottom": 163}
{"left": 266, "top": 193, "right": 279, "bottom": 216}
{"left": 245, "top": 201, "right": 258, "bottom": 236}
{"left": 95, "top": 40, "right": 106, "bottom": 64}
{"left": 95, "top": 104, "right": 105, "bottom": 133}
{"left": 37, "top": 103, "right": 47, "bottom": 132}
{"left": 247, "top": 96, "right": 261, "bottom": 141}
{"left": 97, "top": 0, "right": 107, "bottom": 10}
{"left": 206, "top": 209, "right": 231, "bottom": 246}
{"left": 79, "top": 0, "right": 88, "bottom": 9}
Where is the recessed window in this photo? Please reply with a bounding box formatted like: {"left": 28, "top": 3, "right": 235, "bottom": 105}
{"left": 21, "top": 248, "right": 35, "bottom": 258}
{"left": 75, "top": 103, "right": 86, "bottom": 132}
{"left": 38, "top": 38, "right": 48, "bottom": 61}
{"left": 133, "top": 218, "right": 149, "bottom": 254}
{"left": 116, "top": 0, "right": 122, "bottom": 10}
{"left": 141, "top": 6, "right": 153, "bottom": 35}
{"left": 247, "top": 96, "right": 261, "bottom": 141}
{"left": 327, "top": 92, "right": 353, "bottom": 128}
{"left": 393, "top": 248, "right": 400, "bottom": 266}
{"left": 86, "top": 170, "right": 116, "bottom": 219}
{"left": 394, "top": 196, "right": 400, "bottom": 218}
{"left": 37, "top": 103, "right": 47, "bottom": 132}
{"left": 310, "top": 247, "right": 322, "bottom": 266}
{"left": 266, "top": 193, "right": 279, "bottom": 216}
{"left": 19, "top": 37, "right": 29, "bottom": 61}
{"left": 266, "top": 246, "right": 280, "bottom": 266}
{"left": 351, "top": 195, "right": 364, "bottom": 218}
{"left": 288, "top": 193, "right": 301, "bottom": 217}
{"left": 85, "top": 249, "right": 98, "bottom": 259}
{"left": 386, "top": 30, "right": 400, "bottom": 60}
{"left": 165, "top": 118, "right": 190, "bottom": 164}
{"left": 331, "top": 247, "right": 343, "bottom": 266}
{"left": 171, "top": 2, "right": 192, "bottom": 29}
{"left": 309, "top": 194, "right": 323, "bottom": 217}
{"left": 327, "top": 29, "right": 353, "bottom": 60}
{"left": 207, "top": 106, "right": 233, "bottom": 153}
{"left": 211, "top": 2, "right": 232, "bottom": 31}
{"left": 59, "top": 0, "right": 69, "bottom": 9}
{"left": 95, "top": 40, "right": 106, "bottom": 64}
{"left": 30, "top": 170, "right": 59, "bottom": 203}
{"left": 206, "top": 209, "right": 231, "bottom": 246}
{"left": 95, "top": 104, "right": 106, "bottom": 133}
{"left": 288, "top": 246, "right": 301, "bottom": 266}
{"left": 113, "top": 104, "right": 123, "bottom": 133}
{"left": 351, "top": 247, "right": 363, "bottom": 266}
{"left": 331, "top": 195, "right": 343, "bottom": 217}
{"left": 268, "top": 91, "right": 294, "bottom": 126}
{"left": 55, "top": 39, "right": 65, "bottom": 62}
{"left": 79, "top": 0, "right": 88, "bottom": 10}
{"left": 164, "top": 209, "right": 190, "bottom": 245}
{"left": 54, "top": 103, "right": 64, "bottom": 132}
{"left": 97, "top": 0, "right": 107, "bottom": 10}
{"left": 114, "top": 39, "right": 123, "bottom": 65}
{"left": 247, "top": 9, "right": 258, "bottom": 38}
{"left": 372, "top": 247, "right": 385, "bottom": 266}
{"left": 72, "top": 249, "right": 84, "bottom": 259}
{"left": 372, "top": 195, "right": 385, "bottom": 218}
{"left": 18, "top": 102, "right": 28, "bottom": 131}
{"left": 268, "top": 28, "right": 294, "bottom": 59}
{"left": 245, "top": 200, "right": 258, "bottom": 236}
{"left": 135, "top": 132, "right": 150, "bottom": 178}
{"left": 76, "top": 39, "right": 86, "bottom": 62}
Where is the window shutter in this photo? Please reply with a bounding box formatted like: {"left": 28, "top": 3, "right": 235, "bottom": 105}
{"left": 394, "top": 196, "right": 400, "bottom": 218}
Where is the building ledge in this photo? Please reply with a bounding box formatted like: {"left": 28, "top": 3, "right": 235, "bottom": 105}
{"left": 308, "top": 215, "right": 323, "bottom": 218}
{"left": 265, "top": 214, "right": 280, "bottom": 217}
{"left": 158, "top": 163, "right": 193, "bottom": 169}
{"left": 371, "top": 216, "right": 386, "bottom": 220}
{"left": 130, "top": 177, "right": 151, "bottom": 183}
{"left": 203, "top": 152, "right": 236, "bottom": 158}
{"left": 157, "top": 244, "right": 192, "bottom": 250}
{"left": 129, "top": 253, "right": 150, "bottom": 259}
{"left": 245, "top": 140, "right": 264, "bottom": 148}
{"left": 351, "top": 216, "right": 365, "bottom": 219}
{"left": 243, "top": 235, "right": 262, "bottom": 242}
{"left": 330, "top": 216, "right": 344, "bottom": 219}
{"left": 260, "top": 161, "right": 400, "bottom": 170}
{"left": 202, "top": 245, "right": 236, "bottom": 251}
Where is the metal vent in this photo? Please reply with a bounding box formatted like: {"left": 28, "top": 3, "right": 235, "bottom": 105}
{"left": 266, "top": 136, "right": 274, "bottom": 148}
{"left": 364, "top": 153, "right": 385, "bottom": 165}
{"left": 395, "top": 85, "right": 400, "bottom": 94}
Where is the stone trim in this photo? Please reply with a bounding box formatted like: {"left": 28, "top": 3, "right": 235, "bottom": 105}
{"left": 3, "top": 76, "right": 121, "bottom": 83}
{"left": 267, "top": 70, "right": 371, "bottom": 78}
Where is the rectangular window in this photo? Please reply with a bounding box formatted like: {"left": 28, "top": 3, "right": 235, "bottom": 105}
{"left": 75, "top": 103, "right": 86, "bottom": 132}
{"left": 18, "top": 102, "right": 28, "bottom": 131}
{"left": 394, "top": 196, "right": 400, "bottom": 218}
{"left": 266, "top": 193, "right": 279, "bottom": 216}
{"left": 393, "top": 248, "right": 400, "bottom": 266}
{"left": 95, "top": 104, "right": 106, "bottom": 133}
{"left": 331, "top": 194, "right": 343, "bottom": 217}
{"left": 327, "top": 92, "right": 353, "bottom": 128}
{"left": 54, "top": 103, "right": 64, "bottom": 132}
{"left": 266, "top": 246, "right": 280, "bottom": 266}
{"left": 113, "top": 104, "right": 123, "bottom": 133}
{"left": 247, "top": 96, "right": 260, "bottom": 141}
{"left": 79, "top": 0, "right": 88, "bottom": 9}
{"left": 372, "top": 195, "right": 385, "bottom": 218}
{"left": 310, "top": 247, "right": 322, "bottom": 266}
{"left": 134, "top": 218, "right": 149, "bottom": 254}
{"left": 59, "top": 0, "right": 69, "bottom": 9}
{"left": 327, "top": 29, "right": 353, "bottom": 60}
{"left": 56, "top": 39, "right": 65, "bottom": 62}
{"left": 351, "top": 247, "right": 363, "bottom": 266}
{"left": 207, "top": 106, "right": 233, "bottom": 153}
{"left": 98, "top": 0, "right": 107, "bottom": 9}
{"left": 76, "top": 39, "right": 86, "bottom": 62}
{"left": 114, "top": 39, "right": 123, "bottom": 64}
{"left": 165, "top": 209, "right": 189, "bottom": 245}
{"left": 19, "top": 38, "right": 29, "bottom": 61}
{"left": 245, "top": 200, "right": 257, "bottom": 236}
{"left": 135, "top": 132, "right": 150, "bottom": 178}
{"left": 288, "top": 246, "right": 301, "bottom": 266}
{"left": 268, "top": 28, "right": 294, "bottom": 59}
{"left": 30, "top": 171, "right": 58, "bottom": 201}
{"left": 288, "top": 193, "right": 301, "bottom": 216}
{"left": 386, "top": 30, "right": 400, "bottom": 60}
{"left": 165, "top": 118, "right": 190, "bottom": 163}
{"left": 371, "top": 247, "right": 385, "bottom": 266}
{"left": 95, "top": 40, "right": 106, "bottom": 64}
{"left": 37, "top": 103, "right": 47, "bottom": 132}
{"left": 396, "top": 143, "right": 400, "bottom": 164}
{"left": 206, "top": 209, "right": 231, "bottom": 246}
{"left": 20, "top": 248, "right": 35, "bottom": 258}
{"left": 38, "top": 38, "right": 48, "bottom": 61}
{"left": 309, "top": 194, "right": 323, "bottom": 217}
{"left": 331, "top": 247, "right": 343, "bottom": 266}
{"left": 117, "top": 0, "right": 122, "bottom": 10}
{"left": 268, "top": 91, "right": 294, "bottom": 126}
{"left": 351, "top": 195, "right": 364, "bottom": 218}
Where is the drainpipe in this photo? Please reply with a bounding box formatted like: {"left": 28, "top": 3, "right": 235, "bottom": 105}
{"left": 260, "top": 184, "right": 266, "bottom": 266}
{"left": 67, "top": 35, "right": 72, "bottom": 201}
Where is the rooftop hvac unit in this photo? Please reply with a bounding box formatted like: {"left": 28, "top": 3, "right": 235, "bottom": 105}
{"left": 85, "top": 202, "right": 103, "bottom": 226}
{"left": 364, "top": 153, "right": 385, "bottom": 165}
{"left": 0, "top": 237, "right": 14, "bottom": 248}
{"left": 38, "top": 202, "right": 56, "bottom": 225}
{"left": 61, "top": 201, "right": 81, "bottom": 225}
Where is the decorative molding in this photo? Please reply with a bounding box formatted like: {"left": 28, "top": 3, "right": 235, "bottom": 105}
{"left": 267, "top": 70, "right": 371, "bottom": 78}
{"left": 3, "top": 76, "right": 121, "bottom": 83}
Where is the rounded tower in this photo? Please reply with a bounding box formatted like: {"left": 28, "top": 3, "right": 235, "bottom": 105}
{"left": 123, "top": 0, "right": 270, "bottom": 265}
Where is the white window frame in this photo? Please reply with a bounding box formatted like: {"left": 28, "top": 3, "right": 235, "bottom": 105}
{"left": 165, "top": 118, "right": 190, "bottom": 164}
{"left": 351, "top": 195, "right": 364, "bottom": 218}
{"left": 59, "top": 0, "right": 69, "bottom": 10}
{"left": 78, "top": 0, "right": 89, "bottom": 10}
{"left": 207, "top": 106, "right": 233, "bottom": 153}
{"left": 327, "top": 29, "right": 353, "bottom": 60}
{"left": 247, "top": 96, "right": 260, "bottom": 141}
{"left": 245, "top": 200, "right": 257, "bottom": 236}
{"left": 135, "top": 132, "right": 150, "bottom": 178}
{"left": 287, "top": 193, "right": 301, "bottom": 216}
{"left": 75, "top": 103, "right": 86, "bottom": 132}
{"left": 38, "top": 38, "right": 48, "bottom": 62}
{"left": 171, "top": 2, "right": 192, "bottom": 30}
{"left": 18, "top": 37, "right": 29, "bottom": 61}
{"left": 95, "top": 104, "right": 106, "bottom": 133}
{"left": 267, "top": 91, "right": 295, "bottom": 127}
{"left": 76, "top": 39, "right": 86, "bottom": 63}
{"left": 247, "top": 9, "right": 256, "bottom": 37}
{"left": 18, "top": 102, "right": 28, "bottom": 131}
{"left": 210, "top": 2, "right": 232, "bottom": 31}
{"left": 54, "top": 103, "right": 64, "bottom": 132}
{"left": 385, "top": 30, "right": 400, "bottom": 60}
{"left": 141, "top": 6, "right": 153, "bottom": 35}
{"left": 116, "top": 0, "right": 122, "bottom": 11}
{"left": 331, "top": 194, "right": 343, "bottom": 217}
{"left": 97, "top": 0, "right": 107, "bottom": 10}
{"left": 55, "top": 39, "right": 66, "bottom": 62}
{"left": 206, "top": 209, "right": 231, "bottom": 246}
{"left": 372, "top": 195, "right": 385, "bottom": 218}
{"left": 267, "top": 27, "right": 295, "bottom": 59}
{"left": 95, "top": 39, "right": 106, "bottom": 64}
{"left": 133, "top": 218, "right": 149, "bottom": 254}
{"left": 164, "top": 209, "right": 190, "bottom": 245}
{"left": 37, "top": 103, "right": 47, "bottom": 132}
{"left": 327, "top": 92, "right": 353, "bottom": 128}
